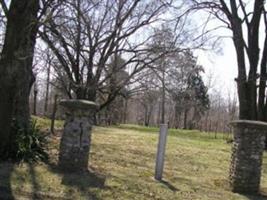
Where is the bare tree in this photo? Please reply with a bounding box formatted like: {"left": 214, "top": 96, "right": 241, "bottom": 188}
{"left": 190, "top": 0, "right": 267, "bottom": 121}
{"left": 39, "top": 0, "right": 180, "bottom": 111}
{"left": 44, "top": 49, "right": 54, "bottom": 115}
{"left": 147, "top": 25, "right": 183, "bottom": 124}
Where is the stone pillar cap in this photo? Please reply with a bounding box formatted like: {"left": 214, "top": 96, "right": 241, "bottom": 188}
{"left": 230, "top": 120, "right": 267, "bottom": 129}
{"left": 60, "top": 99, "right": 99, "bottom": 110}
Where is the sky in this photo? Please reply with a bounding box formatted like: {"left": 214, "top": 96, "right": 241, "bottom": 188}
{"left": 196, "top": 38, "right": 238, "bottom": 97}
{"left": 178, "top": 5, "right": 239, "bottom": 98}
{"left": 192, "top": 1, "right": 265, "bottom": 100}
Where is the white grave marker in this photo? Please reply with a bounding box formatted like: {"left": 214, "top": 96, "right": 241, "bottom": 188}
{"left": 155, "top": 124, "right": 168, "bottom": 180}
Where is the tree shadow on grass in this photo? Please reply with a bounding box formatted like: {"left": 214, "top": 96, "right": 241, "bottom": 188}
{"left": 0, "top": 162, "right": 55, "bottom": 200}
{"left": 28, "top": 163, "right": 41, "bottom": 200}
{"left": 242, "top": 193, "right": 267, "bottom": 200}
{"left": 0, "top": 162, "right": 15, "bottom": 200}
{"left": 62, "top": 170, "right": 105, "bottom": 200}
{"left": 242, "top": 189, "right": 267, "bottom": 200}
{"left": 47, "top": 161, "right": 106, "bottom": 200}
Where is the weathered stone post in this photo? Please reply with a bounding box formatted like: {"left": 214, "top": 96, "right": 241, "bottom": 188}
{"left": 58, "top": 99, "right": 98, "bottom": 172}
{"left": 229, "top": 120, "right": 267, "bottom": 194}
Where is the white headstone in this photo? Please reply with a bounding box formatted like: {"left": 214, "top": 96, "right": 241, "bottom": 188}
{"left": 155, "top": 124, "right": 168, "bottom": 180}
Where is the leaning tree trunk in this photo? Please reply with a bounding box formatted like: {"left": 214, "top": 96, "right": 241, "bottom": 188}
{"left": 0, "top": 0, "right": 40, "bottom": 159}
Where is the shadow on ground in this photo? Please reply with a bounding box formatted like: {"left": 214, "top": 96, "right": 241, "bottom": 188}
{"left": 244, "top": 191, "right": 267, "bottom": 200}
{"left": 47, "top": 160, "right": 106, "bottom": 200}
{"left": 0, "top": 163, "right": 15, "bottom": 200}
{"left": 159, "top": 179, "right": 179, "bottom": 192}
{"left": 243, "top": 193, "right": 267, "bottom": 200}
{"left": 0, "top": 160, "right": 106, "bottom": 200}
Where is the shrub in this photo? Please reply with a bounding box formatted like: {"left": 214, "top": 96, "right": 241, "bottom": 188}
{"left": 12, "top": 119, "right": 49, "bottom": 163}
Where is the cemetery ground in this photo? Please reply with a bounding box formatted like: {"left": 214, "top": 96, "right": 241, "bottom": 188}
{"left": 0, "top": 118, "right": 267, "bottom": 200}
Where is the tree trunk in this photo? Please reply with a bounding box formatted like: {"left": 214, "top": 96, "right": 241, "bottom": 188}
{"left": 50, "top": 94, "right": 58, "bottom": 135}
{"left": 33, "top": 83, "right": 38, "bottom": 115}
{"left": 44, "top": 63, "right": 51, "bottom": 115}
{"left": 123, "top": 97, "right": 128, "bottom": 124}
{"left": 144, "top": 106, "right": 149, "bottom": 126}
{"left": 183, "top": 109, "right": 188, "bottom": 129}
{"left": 0, "top": 0, "right": 40, "bottom": 159}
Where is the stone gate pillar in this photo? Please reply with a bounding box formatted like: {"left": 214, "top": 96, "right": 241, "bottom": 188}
{"left": 229, "top": 120, "right": 267, "bottom": 194}
{"left": 58, "top": 99, "right": 98, "bottom": 172}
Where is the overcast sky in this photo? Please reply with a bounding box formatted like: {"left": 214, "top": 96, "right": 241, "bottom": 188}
{"left": 197, "top": 38, "right": 237, "bottom": 96}
{"left": 193, "top": 1, "right": 265, "bottom": 100}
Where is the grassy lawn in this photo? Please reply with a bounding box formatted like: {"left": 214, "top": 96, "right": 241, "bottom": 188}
{"left": 0, "top": 119, "right": 267, "bottom": 199}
